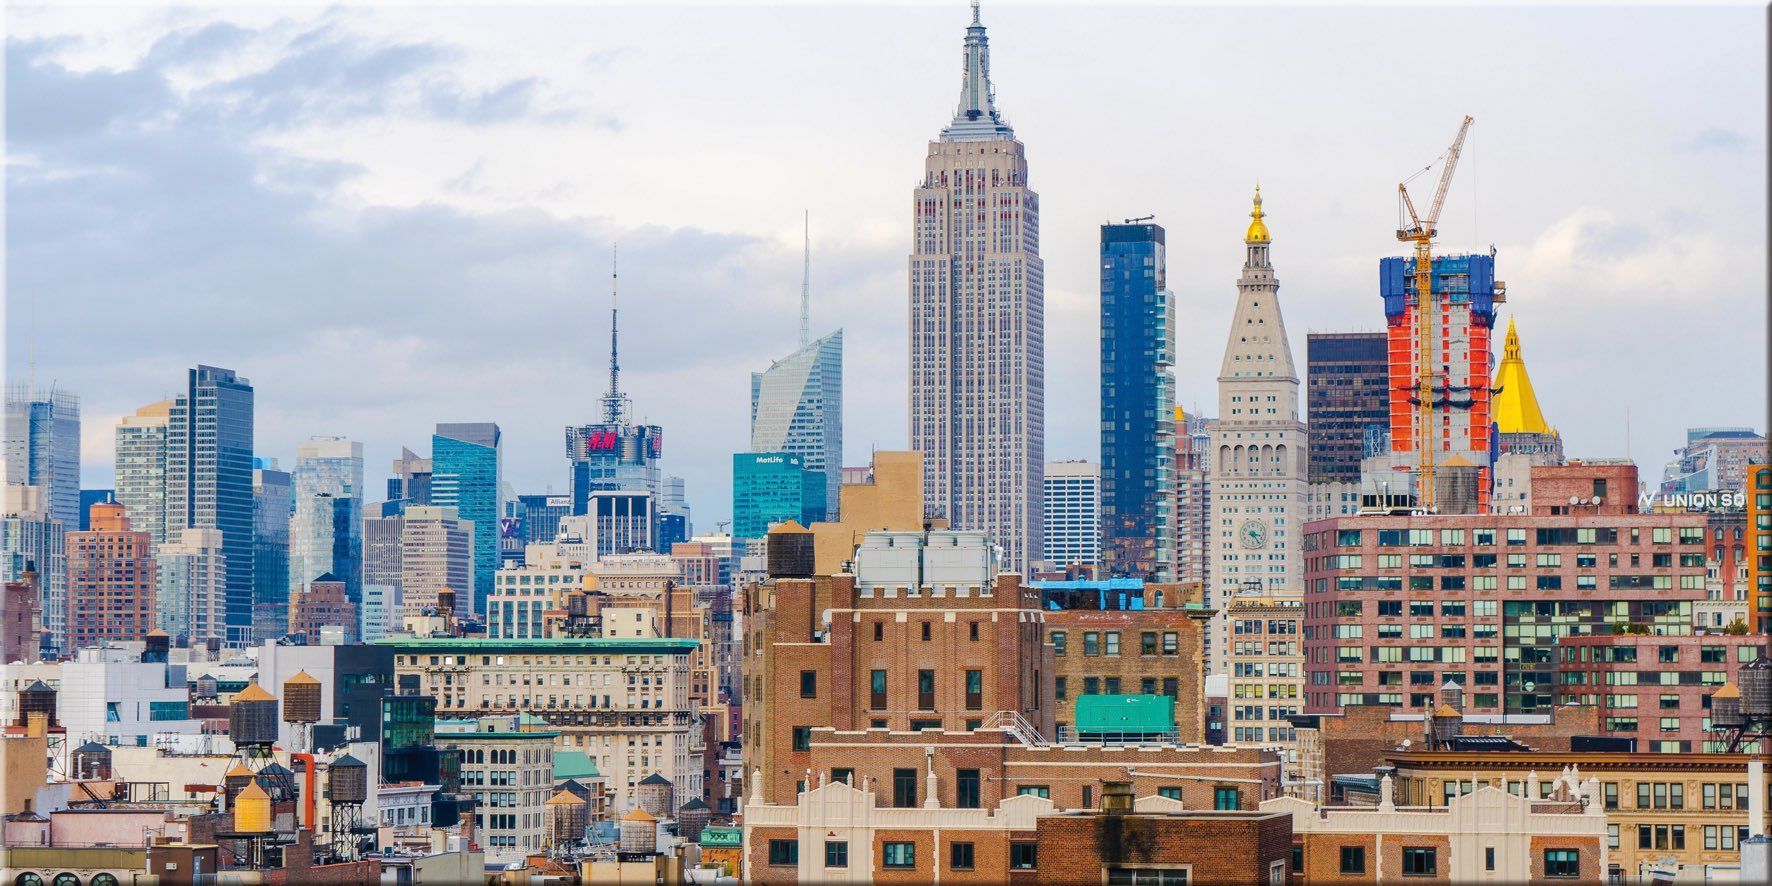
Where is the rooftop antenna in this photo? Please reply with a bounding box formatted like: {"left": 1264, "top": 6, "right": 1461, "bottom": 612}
{"left": 800, "top": 210, "right": 810, "bottom": 347}
{"left": 601, "top": 244, "right": 630, "bottom": 425}
{"left": 971, "top": 0, "right": 981, "bottom": 26}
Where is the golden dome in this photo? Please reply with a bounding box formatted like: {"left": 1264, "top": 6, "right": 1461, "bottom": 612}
{"left": 1245, "top": 185, "right": 1270, "bottom": 244}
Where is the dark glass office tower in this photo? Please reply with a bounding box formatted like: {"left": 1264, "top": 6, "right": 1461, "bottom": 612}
{"left": 1098, "top": 221, "right": 1175, "bottom": 580}
{"left": 166, "top": 365, "right": 255, "bottom": 645}
{"left": 1305, "top": 333, "right": 1390, "bottom": 483}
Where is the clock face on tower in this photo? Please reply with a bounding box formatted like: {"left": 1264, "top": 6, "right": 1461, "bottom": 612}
{"left": 1239, "top": 519, "right": 1269, "bottom": 550}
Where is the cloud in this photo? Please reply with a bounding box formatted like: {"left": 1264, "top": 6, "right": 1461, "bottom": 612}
{"left": 4, "top": 13, "right": 885, "bottom": 524}
{"left": 1506, "top": 207, "right": 1732, "bottom": 309}
{"left": 1681, "top": 127, "right": 1749, "bottom": 153}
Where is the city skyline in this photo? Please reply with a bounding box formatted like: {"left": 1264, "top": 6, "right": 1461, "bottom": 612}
{"left": 6, "top": 2, "right": 1765, "bottom": 527}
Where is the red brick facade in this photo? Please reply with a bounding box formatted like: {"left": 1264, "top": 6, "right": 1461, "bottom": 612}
{"left": 1035, "top": 811, "right": 1292, "bottom": 885}
{"left": 1301, "top": 512, "right": 1708, "bottom": 717}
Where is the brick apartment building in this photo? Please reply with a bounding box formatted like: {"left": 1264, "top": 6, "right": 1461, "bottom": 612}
{"left": 742, "top": 529, "right": 1055, "bottom": 807}
{"left": 66, "top": 501, "right": 158, "bottom": 648}
{"left": 1291, "top": 688, "right": 1603, "bottom": 802}
{"left": 743, "top": 781, "right": 1290, "bottom": 885}
{"left": 1556, "top": 633, "right": 1764, "bottom": 753}
{"left": 1301, "top": 502, "right": 1708, "bottom": 717}
{"left": 1037, "top": 579, "right": 1211, "bottom": 742}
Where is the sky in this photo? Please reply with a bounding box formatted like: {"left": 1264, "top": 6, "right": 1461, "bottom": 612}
{"left": 5, "top": 1, "right": 1767, "bottom": 527}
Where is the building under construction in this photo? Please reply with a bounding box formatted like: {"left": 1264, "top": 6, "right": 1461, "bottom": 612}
{"left": 1370, "top": 250, "right": 1500, "bottom": 513}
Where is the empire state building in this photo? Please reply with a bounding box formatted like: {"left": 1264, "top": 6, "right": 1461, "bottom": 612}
{"left": 909, "top": 3, "right": 1044, "bottom": 572}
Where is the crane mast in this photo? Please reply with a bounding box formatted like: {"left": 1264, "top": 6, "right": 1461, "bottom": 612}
{"left": 1396, "top": 115, "right": 1473, "bottom": 513}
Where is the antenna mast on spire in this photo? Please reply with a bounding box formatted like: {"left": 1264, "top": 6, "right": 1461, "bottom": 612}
{"left": 972, "top": 0, "right": 981, "bottom": 26}
{"left": 602, "top": 244, "right": 630, "bottom": 425}
{"left": 800, "top": 211, "right": 810, "bottom": 347}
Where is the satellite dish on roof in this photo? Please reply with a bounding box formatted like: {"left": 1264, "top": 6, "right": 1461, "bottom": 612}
{"left": 1592, "top": 497, "right": 1603, "bottom": 506}
{"left": 1569, "top": 496, "right": 1580, "bottom": 505}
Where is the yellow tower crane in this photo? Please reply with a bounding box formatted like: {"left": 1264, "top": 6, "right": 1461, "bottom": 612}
{"left": 1396, "top": 115, "right": 1474, "bottom": 513}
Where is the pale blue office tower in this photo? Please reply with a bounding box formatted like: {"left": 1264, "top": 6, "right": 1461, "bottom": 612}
{"left": 3, "top": 385, "right": 81, "bottom": 534}
{"left": 290, "top": 438, "right": 364, "bottom": 605}
{"left": 751, "top": 214, "right": 843, "bottom": 520}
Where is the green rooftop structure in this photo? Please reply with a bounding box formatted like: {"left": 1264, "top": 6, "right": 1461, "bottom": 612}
{"left": 1073, "top": 694, "right": 1177, "bottom": 742}
{"left": 699, "top": 826, "right": 742, "bottom": 848}
{"left": 553, "top": 749, "right": 600, "bottom": 783}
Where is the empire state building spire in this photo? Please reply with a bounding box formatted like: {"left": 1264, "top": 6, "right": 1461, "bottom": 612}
{"left": 942, "top": 1, "right": 1013, "bottom": 141}
{"left": 911, "top": 1, "right": 1043, "bottom": 573}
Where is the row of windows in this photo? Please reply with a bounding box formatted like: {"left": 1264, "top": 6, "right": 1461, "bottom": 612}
{"left": 1335, "top": 845, "right": 1578, "bottom": 878}
{"left": 1050, "top": 630, "right": 1181, "bottom": 656}
{"left": 768, "top": 839, "right": 1039, "bottom": 871}
{"left": 1329, "top": 526, "right": 1702, "bottom": 548}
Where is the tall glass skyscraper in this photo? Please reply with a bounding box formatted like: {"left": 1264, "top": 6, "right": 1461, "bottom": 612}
{"left": 165, "top": 365, "right": 255, "bottom": 645}
{"left": 1, "top": 486, "right": 65, "bottom": 654}
{"left": 731, "top": 452, "right": 827, "bottom": 541}
{"left": 252, "top": 458, "right": 292, "bottom": 640}
{"left": 3, "top": 384, "right": 81, "bottom": 532}
{"left": 752, "top": 331, "right": 843, "bottom": 520}
{"left": 433, "top": 422, "right": 501, "bottom": 614}
{"left": 290, "top": 437, "right": 364, "bottom": 605}
{"left": 115, "top": 400, "right": 172, "bottom": 546}
{"left": 909, "top": 5, "right": 1043, "bottom": 572}
{"left": 1099, "top": 221, "right": 1176, "bottom": 580}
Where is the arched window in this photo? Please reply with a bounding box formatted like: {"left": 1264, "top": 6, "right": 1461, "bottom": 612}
{"left": 50, "top": 874, "right": 80, "bottom": 886}
{"left": 15, "top": 873, "right": 43, "bottom": 886}
{"left": 90, "top": 876, "right": 120, "bottom": 886}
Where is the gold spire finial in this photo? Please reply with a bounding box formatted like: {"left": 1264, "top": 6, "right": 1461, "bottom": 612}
{"left": 1492, "top": 315, "right": 1551, "bottom": 435}
{"left": 1244, "top": 184, "right": 1270, "bottom": 243}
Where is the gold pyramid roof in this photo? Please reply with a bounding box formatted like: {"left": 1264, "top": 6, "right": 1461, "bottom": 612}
{"left": 1491, "top": 317, "right": 1553, "bottom": 436}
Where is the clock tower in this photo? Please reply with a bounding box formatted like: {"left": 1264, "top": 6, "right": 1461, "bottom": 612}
{"left": 1206, "top": 187, "right": 1307, "bottom": 674}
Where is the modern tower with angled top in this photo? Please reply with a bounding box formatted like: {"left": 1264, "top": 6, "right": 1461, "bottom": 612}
{"left": 909, "top": 1, "right": 1044, "bottom": 573}
{"left": 1206, "top": 188, "right": 1306, "bottom": 674}
{"left": 751, "top": 213, "right": 843, "bottom": 521}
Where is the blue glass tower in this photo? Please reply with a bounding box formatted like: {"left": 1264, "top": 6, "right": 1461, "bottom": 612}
{"left": 252, "top": 458, "right": 292, "bottom": 640}
{"left": 732, "top": 453, "right": 827, "bottom": 541}
{"left": 1098, "top": 222, "right": 1175, "bottom": 580}
{"left": 165, "top": 365, "right": 255, "bottom": 644}
{"left": 432, "top": 422, "right": 501, "bottom": 615}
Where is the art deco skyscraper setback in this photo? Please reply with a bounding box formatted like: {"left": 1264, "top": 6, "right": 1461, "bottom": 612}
{"left": 165, "top": 365, "right": 255, "bottom": 645}
{"left": 1206, "top": 190, "right": 1305, "bottom": 673}
{"left": 909, "top": 5, "right": 1043, "bottom": 572}
{"left": 1099, "top": 221, "right": 1176, "bottom": 580}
